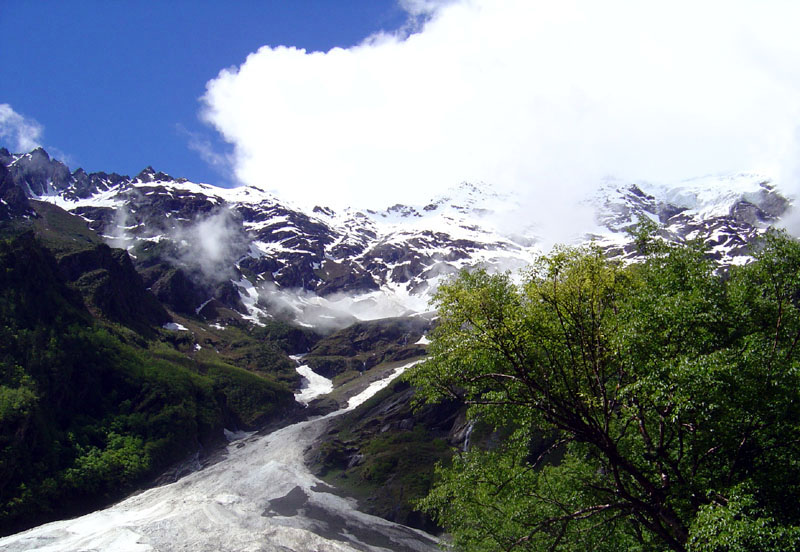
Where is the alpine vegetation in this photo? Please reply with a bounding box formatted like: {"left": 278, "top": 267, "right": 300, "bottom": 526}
{"left": 410, "top": 229, "right": 800, "bottom": 551}
{"left": 1, "top": 147, "right": 799, "bottom": 550}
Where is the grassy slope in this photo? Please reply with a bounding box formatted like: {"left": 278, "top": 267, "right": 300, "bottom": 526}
{"left": 306, "top": 373, "right": 465, "bottom": 534}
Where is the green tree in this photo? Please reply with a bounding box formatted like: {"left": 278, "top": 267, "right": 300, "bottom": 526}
{"left": 410, "top": 231, "right": 800, "bottom": 551}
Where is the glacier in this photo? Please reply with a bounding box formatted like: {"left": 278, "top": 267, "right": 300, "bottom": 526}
{"left": 0, "top": 362, "right": 439, "bottom": 552}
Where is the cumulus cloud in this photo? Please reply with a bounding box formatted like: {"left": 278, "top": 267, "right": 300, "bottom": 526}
{"left": 0, "top": 104, "right": 43, "bottom": 152}
{"left": 201, "top": 0, "right": 800, "bottom": 239}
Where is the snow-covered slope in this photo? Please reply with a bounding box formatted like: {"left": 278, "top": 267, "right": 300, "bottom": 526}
{"left": 1, "top": 148, "right": 791, "bottom": 326}
{"left": 0, "top": 361, "right": 439, "bottom": 552}
{"left": 593, "top": 173, "right": 789, "bottom": 266}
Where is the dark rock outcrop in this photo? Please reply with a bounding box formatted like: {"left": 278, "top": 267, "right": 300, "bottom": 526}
{"left": 57, "top": 243, "right": 169, "bottom": 330}
{"left": 305, "top": 316, "right": 431, "bottom": 378}
{"left": 306, "top": 378, "right": 464, "bottom": 534}
{"left": 0, "top": 162, "right": 33, "bottom": 220}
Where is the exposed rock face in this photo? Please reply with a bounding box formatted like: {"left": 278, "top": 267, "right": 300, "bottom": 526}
{"left": 19, "top": 200, "right": 171, "bottom": 331}
{"left": 2, "top": 148, "right": 71, "bottom": 196}
{"left": 306, "top": 378, "right": 464, "bottom": 533}
{"left": 56, "top": 243, "right": 170, "bottom": 329}
{"left": 0, "top": 160, "right": 33, "bottom": 220}
{"left": 1, "top": 148, "right": 792, "bottom": 326}
{"left": 304, "top": 315, "right": 432, "bottom": 379}
{"left": 594, "top": 177, "right": 791, "bottom": 264}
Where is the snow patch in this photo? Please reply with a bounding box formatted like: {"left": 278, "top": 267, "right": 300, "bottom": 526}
{"left": 223, "top": 428, "right": 254, "bottom": 442}
{"left": 294, "top": 364, "right": 334, "bottom": 405}
{"left": 195, "top": 298, "right": 213, "bottom": 315}
{"left": 346, "top": 360, "right": 424, "bottom": 410}
{"left": 163, "top": 322, "right": 188, "bottom": 331}
{"left": 234, "top": 278, "right": 269, "bottom": 325}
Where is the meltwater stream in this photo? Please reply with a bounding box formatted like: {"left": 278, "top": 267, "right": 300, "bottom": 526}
{"left": 0, "top": 361, "right": 439, "bottom": 552}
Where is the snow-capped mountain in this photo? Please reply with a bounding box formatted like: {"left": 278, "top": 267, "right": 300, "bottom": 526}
{"left": 0, "top": 147, "right": 791, "bottom": 327}
{"left": 593, "top": 174, "right": 790, "bottom": 265}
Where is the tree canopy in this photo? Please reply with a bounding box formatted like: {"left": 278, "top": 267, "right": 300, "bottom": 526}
{"left": 409, "top": 230, "right": 800, "bottom": 551}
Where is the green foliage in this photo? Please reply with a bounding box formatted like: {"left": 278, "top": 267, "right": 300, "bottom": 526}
{"left": 308, "top": 379, "right": 457, "bottom": 531}
{"left": 201, "top": 356, "right": 290, "bottom": 427}
{"left": 304, "top": 316, "right": 428, "bottom": 378}
{"left": 0, "top": 381, "right": 37, "bottom": 423}
{"left": 688, "top": 486, "right": 800, "bottom": 552}
{"left": 63, "top": 433, "right": 152, "bottom": 494}
{"left": 29, "top": 200, "right": 103, "bottom": 255}
{"left": 410, "top": 231, "right": 800, "bottom": 551}
{"left": 627, "top": 215, "right": 662, "bottom": 255}
{"left": 0, "top": 233, "right": 296, "bottom": 535}
{"left": 420, "top": 441, "right": 648, "bottom": 552}
{"left": 199, "top": 323, "right": 302, "bottom": 388}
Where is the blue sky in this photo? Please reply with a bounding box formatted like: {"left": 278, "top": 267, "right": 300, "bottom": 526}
{"left": 0, "top": 0, "right": 407, "bottom": 184}
{"left": 3, "top": 1, "right": 800, "bottom": 215}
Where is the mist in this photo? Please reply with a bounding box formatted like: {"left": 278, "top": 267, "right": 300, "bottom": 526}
{"left": 169, "top": 208, "right": 249, "bottom": 283}
{"left": 0, "top": 104, "right": 42, "bottom": 153}
{"left": 254, "top": 281, "right": 429, "bottom": 331}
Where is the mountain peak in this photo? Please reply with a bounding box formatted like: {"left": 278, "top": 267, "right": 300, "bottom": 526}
{"left": 135, "top": 166, "right": 173, "bottom": 183}
{"left": 30, "top": 146, "right": 50, "bottom": 159}
{"left": 0, "top": 149, "right": 793, "bottom": 326}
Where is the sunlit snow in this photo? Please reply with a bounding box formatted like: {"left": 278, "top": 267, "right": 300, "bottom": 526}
{"left": 293, "top": 356, "right": 334, "bottom": 405}
{"left": 0, "top": 361, "right": 438, "bottom": 552}
{"left": 346, "top": 360, "right": 423, "bottom": 410}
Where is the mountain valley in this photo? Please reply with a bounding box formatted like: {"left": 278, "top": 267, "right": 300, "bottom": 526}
{"left": 0, "top": 147, "right": 795, "bottom": 549}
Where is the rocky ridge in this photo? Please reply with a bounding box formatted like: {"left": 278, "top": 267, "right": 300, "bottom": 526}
{"left": 0, "top": 147, "right": 792, "bottom": 328}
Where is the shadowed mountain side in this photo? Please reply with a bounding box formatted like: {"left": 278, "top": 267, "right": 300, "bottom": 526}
{"left": 304, "top": 315, "right": 433, "bottom": 380}
{"left": 0, "top": 210, "right": 303, "bottom": 536}
{"left": 28, "top": 200, "right": 169, "bottom": 334}
{"left": 306, "top": 378, "right": 467, "bottom": 534}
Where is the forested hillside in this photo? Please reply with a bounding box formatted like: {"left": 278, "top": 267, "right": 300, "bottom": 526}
{"left": 0, "top": 203, "right": 306, "bottom": 535}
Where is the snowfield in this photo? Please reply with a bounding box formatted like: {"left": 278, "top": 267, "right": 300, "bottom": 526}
{"left": 0, "top": 362, "right": 439, "bottom": 552}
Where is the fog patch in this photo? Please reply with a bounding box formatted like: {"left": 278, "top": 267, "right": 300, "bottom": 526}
{"left": 254, "top": 282, "right": 428, "bottom": 331}
{"left": 169, "top": 208, "right": 249, "bottom": 284}
{"left": 105, "top": 204, "right": 135, "bottom": 250}
{"left": 777, "top": 205, "right": 800, "bottom": 238}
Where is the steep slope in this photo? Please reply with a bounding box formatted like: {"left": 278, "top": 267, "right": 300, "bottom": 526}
{"left": 303, "top": 315, "right": 431, "bottom": 379}
{"left": 2, "top": 148, "right": 791, "bottom": 332}
{"left": 0, "top": 362, "right": 441, "bottom": 552}
{"left": 306, "top": 377, "right": 464, "bottom": 533}
{"left": 0, "top": 204, "right": 303, "bottom": 536}
{"left": 1, "top": 147, "right": 796, "bottom": 543}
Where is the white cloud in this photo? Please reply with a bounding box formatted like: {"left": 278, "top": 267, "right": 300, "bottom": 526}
{"left": 201, "top": 0, "right": 800, "bottom": 230}
{"left": 0, "top": 104, "right": 43, "bottom": 153}
{"left": 170, "top": 208, "right": 248, "bottom": 282}
{"left": 398, "top": 0, "right": 449, "bottom": 17}
{"left": 176, "top": 123, "right": 235, "bottom": 181}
